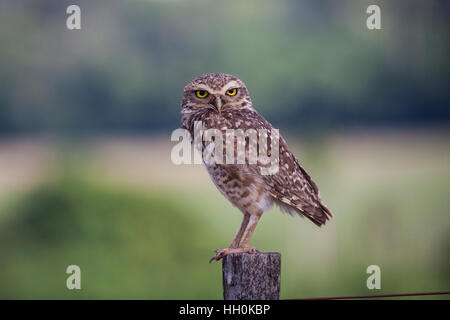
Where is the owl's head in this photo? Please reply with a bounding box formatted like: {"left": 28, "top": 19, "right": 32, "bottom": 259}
{"left": 181, "top": 73, "right": 253, "bottom": 114}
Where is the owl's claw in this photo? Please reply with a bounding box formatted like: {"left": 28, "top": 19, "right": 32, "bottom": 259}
{"left": 249, "top": 247, "right": 260, "bottom": 254}
{"left": 209, "top": 249, "right": 227, "bottom": 263}
{"left": 209, "top": 246, "right": 261, "bottom": 263}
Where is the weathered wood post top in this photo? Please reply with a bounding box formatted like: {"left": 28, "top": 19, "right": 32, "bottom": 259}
{"left": 222, "top": 252, "right": 281, "bottom": 300}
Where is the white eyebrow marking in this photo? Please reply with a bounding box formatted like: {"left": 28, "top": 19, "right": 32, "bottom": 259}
{"left": 192, "top": 85, "right": 212, "bottom": 91}
{"left": 222, "top": 80, "right": 240, "bottom": 92}
{"left": 192, "top": 80, "right": 240, "bottom": 95}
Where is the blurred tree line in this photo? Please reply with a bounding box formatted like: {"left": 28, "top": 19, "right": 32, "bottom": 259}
{"left": 0, "top": 0, "right": 449, "bottom": 135}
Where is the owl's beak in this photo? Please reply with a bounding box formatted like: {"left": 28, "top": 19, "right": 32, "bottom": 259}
{"left": 213, "top": 96, "right": 222, "bottom": 113}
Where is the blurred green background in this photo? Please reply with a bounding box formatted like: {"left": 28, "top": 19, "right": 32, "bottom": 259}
{"left": 0, "top": 0, "right": 449, "bottom": 299}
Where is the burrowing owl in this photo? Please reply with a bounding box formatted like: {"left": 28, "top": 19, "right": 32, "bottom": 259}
{"left": 180, "top": 73, "right": 333, "bottom": 262}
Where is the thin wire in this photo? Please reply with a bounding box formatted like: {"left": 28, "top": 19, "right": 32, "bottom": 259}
{"left": 290, "top": 291, "right": 450, "bottom": 300}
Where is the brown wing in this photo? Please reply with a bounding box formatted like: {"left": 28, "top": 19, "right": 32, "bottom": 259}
{"left": 263, "top": 136, "right": 333, "bottom": 226}
{"left": 235, "top": 109, "right": 333, "bottom": 226}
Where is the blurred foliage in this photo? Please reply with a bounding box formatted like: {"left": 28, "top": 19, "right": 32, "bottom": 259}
{"left": 0, "top": 172, "right": 221, "bottom": 299}
{"left": 0, "top": 0, "right": 449, "bottom": 135}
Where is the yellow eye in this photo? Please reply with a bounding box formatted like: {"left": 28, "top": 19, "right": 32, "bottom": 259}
{"left": 195, "top": 90, "right": 209, "bottom": 98}
{"left": 225, "top": 88, "right": 238, "bottom": 96}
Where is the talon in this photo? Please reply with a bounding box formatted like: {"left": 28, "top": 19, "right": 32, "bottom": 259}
{"left": 209, "top": 246, "right": 262, "bottom": 263}
{"left": 209, "top": 249, "right": 226, "bottom": 263}
{"left": 246, "top": 246, "right": 260, "bottom": 254}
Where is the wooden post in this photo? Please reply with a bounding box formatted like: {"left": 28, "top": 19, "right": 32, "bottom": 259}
{"left": 222, "top": 252, "right": 281, "bottom": 300}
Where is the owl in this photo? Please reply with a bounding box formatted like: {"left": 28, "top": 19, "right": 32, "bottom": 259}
{"left": 180, "top": 73, "right": 333, "bottom": 262}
